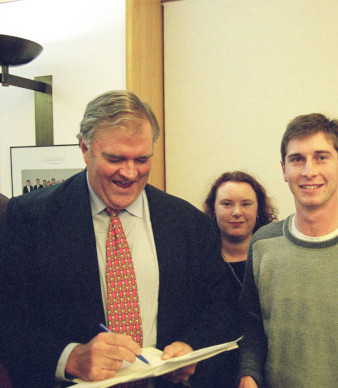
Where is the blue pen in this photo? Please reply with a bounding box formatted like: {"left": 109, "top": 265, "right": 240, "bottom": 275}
{"left": 99, "top": 323, "right": 151, "bottom": 366}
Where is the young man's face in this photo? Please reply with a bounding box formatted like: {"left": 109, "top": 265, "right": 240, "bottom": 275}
{"left": 281, "top": 132, "right": 338, "bottom": 213}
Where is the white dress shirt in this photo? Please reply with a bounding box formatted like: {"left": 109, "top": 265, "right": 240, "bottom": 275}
{"left": 56, "top": 180, "right": 159, "bottom": 385}
{"left": 89, "top": 183, "right": 159, "bottom": 347}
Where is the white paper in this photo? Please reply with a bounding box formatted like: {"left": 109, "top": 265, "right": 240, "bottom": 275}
{"left": 73, "top": 338, "right": 241, "bottom": 387}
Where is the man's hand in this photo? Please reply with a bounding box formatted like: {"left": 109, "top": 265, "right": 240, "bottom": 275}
{"left": 65, "top": 332, "right": 141, "bottom": 381}
{"left": 161, "top": 341, "right": 196, "bottom": 383}
{"left": 238, "top": 375, "right": 258, "bottom": 388}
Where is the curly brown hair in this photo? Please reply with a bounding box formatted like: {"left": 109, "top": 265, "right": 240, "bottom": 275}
{"left": 203, "top": 171, "right": 278, "bottom": 233}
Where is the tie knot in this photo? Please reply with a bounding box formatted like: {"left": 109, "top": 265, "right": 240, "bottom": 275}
{"left": 106, "top": 207, "right": 119, "bottom": 218}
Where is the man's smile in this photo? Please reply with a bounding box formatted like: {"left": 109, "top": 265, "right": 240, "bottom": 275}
{"left": 112, "top": 180, "right": 135, "bottom": 189}
{"left": 299, "top": 184, "right": 323, "bottom": 190}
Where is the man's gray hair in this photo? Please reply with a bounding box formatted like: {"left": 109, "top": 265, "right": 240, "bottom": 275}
{"left": 77, "top": 90, "right": 160, "bottom": 147}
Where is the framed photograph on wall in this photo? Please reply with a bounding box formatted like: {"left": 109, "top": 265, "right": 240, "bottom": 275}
{"left": 10, "top": 144, "right": 85, "bottom": 197}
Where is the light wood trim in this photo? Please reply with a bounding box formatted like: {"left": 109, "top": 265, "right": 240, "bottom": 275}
{"left": 126, "top": 0, "right": 165, "bottom": 190}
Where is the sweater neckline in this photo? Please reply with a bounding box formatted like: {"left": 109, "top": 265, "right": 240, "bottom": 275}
{"left": 284, "top": 215, "right": 338, "bottom": 249}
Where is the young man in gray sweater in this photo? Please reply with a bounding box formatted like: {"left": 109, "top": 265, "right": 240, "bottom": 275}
{"left": 238, "top": 113, "right": 338, "bottom": 388}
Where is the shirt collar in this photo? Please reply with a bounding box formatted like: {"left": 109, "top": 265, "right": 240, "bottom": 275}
{"left": 86, "top": 173, "right": 144, "bottom": 218}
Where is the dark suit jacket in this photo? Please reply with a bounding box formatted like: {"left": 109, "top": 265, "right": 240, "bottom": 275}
{"left": 34, "top": 184, "right": 44, "bottom": 190}
{"left": 23, "top": 185, "right": 33, "bottom": 194}
{"left": 0, "top": 193, "right": 9, "bottom": 230}
{"left": 0, "top": 171, "right": 238, "bottom": 388}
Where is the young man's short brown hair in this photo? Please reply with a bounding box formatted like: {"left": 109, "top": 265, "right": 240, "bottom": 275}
{"left": 281, "top": 113, "right": 338, "bottom": 163}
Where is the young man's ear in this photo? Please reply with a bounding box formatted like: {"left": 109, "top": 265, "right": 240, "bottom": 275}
{"left": 280, "top": 160, "right": 288, "bottom": 182}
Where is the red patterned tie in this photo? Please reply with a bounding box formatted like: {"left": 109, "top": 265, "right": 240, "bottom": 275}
{"left": 106, "top": 208, "right": 146, "bottom": 388}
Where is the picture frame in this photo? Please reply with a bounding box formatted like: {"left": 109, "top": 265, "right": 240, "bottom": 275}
{"left": 10, "top": 144, "right": 85, "bottom": 197}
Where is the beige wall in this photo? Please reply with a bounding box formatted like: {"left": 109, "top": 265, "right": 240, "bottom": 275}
{"left": 163, "top": 0, "right": 338, "bottom": 219}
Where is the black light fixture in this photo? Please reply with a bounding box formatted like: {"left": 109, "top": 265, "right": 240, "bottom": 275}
{"left": 0, "top": 34, "right": 51, "bottom": 93}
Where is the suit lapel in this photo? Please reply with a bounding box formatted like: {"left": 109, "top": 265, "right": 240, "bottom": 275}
{"left": 145, "top": 185, "right": 181, "bottom": 305}
{"left": 56, "top": 172, "right": 105, "bottom": 328}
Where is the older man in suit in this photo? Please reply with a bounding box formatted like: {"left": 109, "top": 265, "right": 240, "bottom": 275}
{"left": 0, "top": 91, "right": 239, "bottom": 388}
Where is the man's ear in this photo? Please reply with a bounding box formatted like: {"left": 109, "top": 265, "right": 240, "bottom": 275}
{"left": 280, "top": 160, "right": 288, "bottom": 182}
{"left": 79, "top": 138, "right": 89, "bottom": 164}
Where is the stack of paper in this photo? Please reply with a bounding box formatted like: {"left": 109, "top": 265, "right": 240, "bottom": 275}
{"left": 73, "top": 338, "right": 241, "bottom": 387}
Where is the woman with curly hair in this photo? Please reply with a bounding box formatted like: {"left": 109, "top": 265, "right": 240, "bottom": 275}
{"left": 193, "top": 171, "right": 277, "bottom": 388}
{"left": 204, "top": 171, "right": 277, "bottom": 288}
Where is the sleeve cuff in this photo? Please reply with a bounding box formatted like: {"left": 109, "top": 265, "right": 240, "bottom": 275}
{"left": 55, "top": 343, "right": 80, "bottom": 381}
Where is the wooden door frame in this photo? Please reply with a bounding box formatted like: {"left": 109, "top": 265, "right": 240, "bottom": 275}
{"left": 126, "top": 0, "right": 165, "bottom": 190}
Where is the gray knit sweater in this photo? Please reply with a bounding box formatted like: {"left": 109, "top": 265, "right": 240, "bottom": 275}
{"left": 239, "top": 215, "right": 338, "bottom": 387}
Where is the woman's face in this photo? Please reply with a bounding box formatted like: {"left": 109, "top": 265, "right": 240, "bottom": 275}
{"left": 214, "top": 181, "right": 258, "bottom": 243}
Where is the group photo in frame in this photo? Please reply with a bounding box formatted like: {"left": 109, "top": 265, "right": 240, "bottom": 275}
{"left": 10, "top": 144, "right": 85, "bottom": 197}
